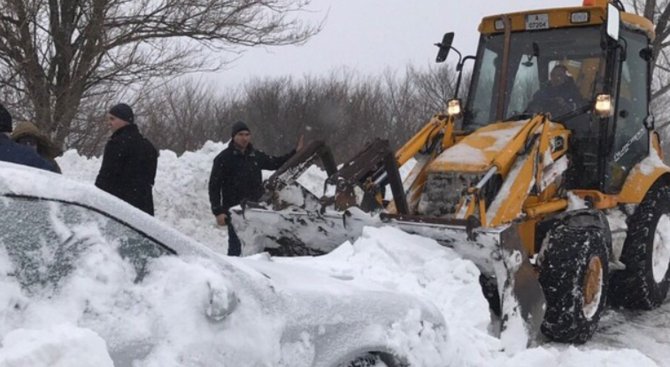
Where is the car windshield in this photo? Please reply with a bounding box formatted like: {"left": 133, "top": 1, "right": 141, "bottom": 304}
{"left": 463, "top": 26, "right": 605, "bottom": 130}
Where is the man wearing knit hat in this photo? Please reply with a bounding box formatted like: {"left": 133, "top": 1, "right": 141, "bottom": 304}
{"left": 209, "top": 120, "right": 303, "bottom": 256}
{"left": 0, "top": 103, "right": 56, "bottom": 172}
{"left": 96, "top": 103, "right": 159, "bottom": 215}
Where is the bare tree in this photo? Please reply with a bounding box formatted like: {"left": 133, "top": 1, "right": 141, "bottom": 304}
{"left": 0, "top": 0, "right": 319, "bottom": 147}
{"left": 139, "top": 79, "right": 228, "bottom": 153}
{"left": 628, "top": 1, "right": 670, "bottom": 101}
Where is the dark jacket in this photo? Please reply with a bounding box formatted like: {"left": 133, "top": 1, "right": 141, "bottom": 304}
{"left": 95, "top": 124, "right": 158, "bottom": 215}
{"left": 0, "top": 134, "right": 57, "bottom": 172}
{"left": 527, "top": 79, "right": 584, "bottom": 117}
{"left": 209, "top": 142, "right": 295, "bottom": 216}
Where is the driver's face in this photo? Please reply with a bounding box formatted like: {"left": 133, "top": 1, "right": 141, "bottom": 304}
{"left": 550, "top": 68, "right": 568, "bottom": 87}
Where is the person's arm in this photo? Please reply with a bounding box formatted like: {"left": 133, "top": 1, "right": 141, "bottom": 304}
{"left": 208, "top": 156, "right": 228, "bottom": 216}
{"left": 568, "top": 84, "right": 584, "bottom": 107}
{"left": 257, "top": 135, "right": 302, "bottom": 170}
{"left": 257, "top": 149, "right": 296, "bottom": 170}
{"left": 148, "top": 142, "right": 158, "bottom": 186}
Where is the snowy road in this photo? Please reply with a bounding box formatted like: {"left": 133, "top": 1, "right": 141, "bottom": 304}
{"left": 590, "top": 304, "right": 670, "bottom": 365}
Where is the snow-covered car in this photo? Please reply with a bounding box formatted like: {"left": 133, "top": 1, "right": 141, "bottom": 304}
{"left": 0, "top": 162, "right": 447, "bottom": 367}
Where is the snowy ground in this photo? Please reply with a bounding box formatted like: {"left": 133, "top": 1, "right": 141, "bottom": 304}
{"left": 6, "top": 141, "right": 668, "bottom": 366}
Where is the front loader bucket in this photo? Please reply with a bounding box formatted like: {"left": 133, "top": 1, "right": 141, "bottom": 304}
{"left": 232, "top": 205, "right": 379, "bottom": 256}
{"left": 231, "top": 207, "right": 545, "bottom": 350}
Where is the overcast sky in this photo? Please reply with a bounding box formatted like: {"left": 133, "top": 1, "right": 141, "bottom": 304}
{"left": 212, "top": 0, "right": 579, "bottom": 87}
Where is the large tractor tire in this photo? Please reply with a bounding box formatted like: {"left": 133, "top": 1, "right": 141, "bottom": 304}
{"left": 338, "top": 352, "right": 406, "bottom": 367}
{"left": 609, "top": 182, "right": 670, "bottom": 309}
{"left": 539, "top": 210, "right": 610, "bottom": 343}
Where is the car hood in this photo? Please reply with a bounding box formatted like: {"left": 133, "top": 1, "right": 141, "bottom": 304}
{"left": 229, "top": 255, "right": 447, "bottom": 366}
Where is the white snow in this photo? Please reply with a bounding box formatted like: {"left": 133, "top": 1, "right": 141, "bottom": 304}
{"left": 638, "top": 146, "right": 666, "bottom": 176}
{"left": 1, "top": 141, "right": 666, "bottom": 366}
{"left": 567, "top": 191, "right": 589, "bottom": 211}
{"left": 0, "top": 325, "right": 113, "bottom": 367}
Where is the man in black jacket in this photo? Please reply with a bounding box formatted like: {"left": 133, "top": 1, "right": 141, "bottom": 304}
{"left": 209, "top": 121, "right": 303, "bottom": 256}
{"left": 526, "top": 64, "right": 584, "bottom": 118}
{"left": 95, "top": 103, "right": 158, "bottom": 215}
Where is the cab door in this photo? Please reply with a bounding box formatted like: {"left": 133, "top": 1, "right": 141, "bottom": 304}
{"left": 603, "top": 29, "right": 650, "bottom": 193}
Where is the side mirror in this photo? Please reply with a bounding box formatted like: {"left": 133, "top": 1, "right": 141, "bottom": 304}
{"left": 435, "top": 32, "right": 454, "bottom": 63}
{"left": 205, "top": 280, "right": 239, "bottom": 322}
{"left": 607, "top": 4, "right": 620, "bottom": 41}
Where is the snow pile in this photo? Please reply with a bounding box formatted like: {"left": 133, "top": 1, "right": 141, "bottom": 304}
{"left": 0, "top": 325, "right": 113, "bottom": 367}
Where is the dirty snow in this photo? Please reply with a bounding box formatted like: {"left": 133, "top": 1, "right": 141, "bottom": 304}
{"left": 433, "top": 143, "right": 489, "bottom": 166}
{"left": 3, "top": 141, "right": 666, "bottom": 366}
{"left": 478, "top": 120, "right": 528, "bottom": 152}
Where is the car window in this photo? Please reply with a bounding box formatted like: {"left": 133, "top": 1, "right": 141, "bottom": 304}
{"left": 0, "top": 195, "right": 172, "bottom": 292}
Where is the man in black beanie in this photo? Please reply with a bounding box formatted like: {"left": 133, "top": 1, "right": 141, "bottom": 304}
{"left": 96, "top": 103, "right": 159, "bottom": 215}
{"left": 0, "top": 103, "right": 56, "bottom": 172}
{"left": 209, "top": 121, "right": 303, "bottom": 256}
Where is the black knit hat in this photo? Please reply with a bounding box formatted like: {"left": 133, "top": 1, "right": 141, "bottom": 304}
{"left": 0, "top": 103, "right": 12, "bottom": 133}
{"left": 109, "top": 103, "right": 134, "bottom": 124}
{"left": 231, "top": 121, "right": 250, "bottom": 137}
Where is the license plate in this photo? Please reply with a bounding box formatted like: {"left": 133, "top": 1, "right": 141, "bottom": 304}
{"left": 526, "top": 14, "right": 549, "bottom": 30}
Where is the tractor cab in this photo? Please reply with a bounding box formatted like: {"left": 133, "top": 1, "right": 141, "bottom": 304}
{"left": 457, "top": 1, "right": 655, "bottom": 194}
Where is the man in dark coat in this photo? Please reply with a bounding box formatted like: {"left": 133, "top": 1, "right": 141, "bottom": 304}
{"left": 0, "top": 103, "right": 57, "bottom": 172}
{"left": 526, "top": 64, "right": 584, "bottom": 118}
{"left": 95, "top": 103, "right": 158, "bottom": 215}
{"left": 209, "top": 121, "right": 303, "bottom": 256}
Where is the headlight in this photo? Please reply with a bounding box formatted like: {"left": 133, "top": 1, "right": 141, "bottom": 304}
{"left": 594, "top": 94, "right": 613, "bottom": 117}
{"left": 447, "top": 99, "right": 462, "bottom": 117}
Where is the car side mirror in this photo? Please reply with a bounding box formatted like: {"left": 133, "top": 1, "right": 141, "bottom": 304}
{"left": 435, "top": 32, "right": 454, "bottom": 63}
{"left": 205, "top": 280, "right": 239, "bottom": 322}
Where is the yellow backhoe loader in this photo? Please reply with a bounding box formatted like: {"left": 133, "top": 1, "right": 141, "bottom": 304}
{"left": 231, "top": 0, "right": 670, "bottom": 349}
